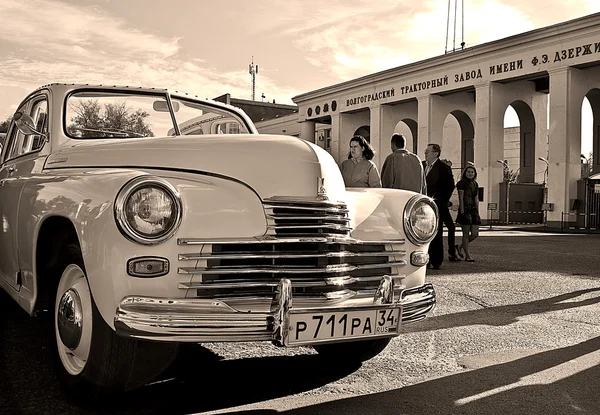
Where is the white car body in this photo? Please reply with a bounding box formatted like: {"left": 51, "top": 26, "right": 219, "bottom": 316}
{"left": 0, "top": 83, "right": 438, "bottom": 393}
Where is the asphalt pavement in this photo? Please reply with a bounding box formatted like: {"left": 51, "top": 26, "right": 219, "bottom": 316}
{"left": 1, "top": 229, "right": 600, "bottom": 415}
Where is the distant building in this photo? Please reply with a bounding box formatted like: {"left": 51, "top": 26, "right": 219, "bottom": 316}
{"left": 213, "top": 93, "right": 297, "bottom": 124}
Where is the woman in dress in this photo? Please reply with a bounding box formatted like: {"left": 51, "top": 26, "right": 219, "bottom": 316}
{"left": 456, "top": 164, "right": 481, "bottom": 262}
{"left": 339, "top": 135, "right": 381, "bottom": 188}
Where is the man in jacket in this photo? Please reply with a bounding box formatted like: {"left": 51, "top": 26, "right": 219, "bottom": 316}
{"left": 423, "top": 143, "right": 459, "bottom": 269}
{"left": 381, "top": 133, "right": 426, "bottom": 194}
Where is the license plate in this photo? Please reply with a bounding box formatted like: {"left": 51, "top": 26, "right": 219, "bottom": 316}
{"left": 286, "top": 307, "right": 401, "bottom": 346}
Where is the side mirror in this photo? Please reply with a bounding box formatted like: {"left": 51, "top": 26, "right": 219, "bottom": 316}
{"left": 14, "top": 112, "right": 47, "bottom": 138}
{"left": 153, "top": 100, "right": 179, "bottom": 112}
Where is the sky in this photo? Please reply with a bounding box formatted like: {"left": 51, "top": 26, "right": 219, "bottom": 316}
{"left": 0, "top": 0, "right": 599, "bottom": 153}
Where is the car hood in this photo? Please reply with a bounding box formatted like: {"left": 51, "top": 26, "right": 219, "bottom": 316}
{"left": 46, "top": 134, "right": 347, "bottom": 202}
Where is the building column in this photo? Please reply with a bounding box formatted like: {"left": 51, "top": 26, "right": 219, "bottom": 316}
{"left": 474, "top": 82, "right": 505, "bottom": 221}
{"left": 300, "top": 121, "right": 316, "bottom": 144}
{"left": 330, "top": 114, "right": 341, "bottom": 164}
{"left": 547, "top": 68, "right": 584, "bottom": 226}
{"left": 417, "top": 96, "right": 431, "bottom": 157}
{"left": 369, "top": 104, "right": 383, "bottom": 168}
{"left": 417, "top": 95, "right": 446, "bottom": 155}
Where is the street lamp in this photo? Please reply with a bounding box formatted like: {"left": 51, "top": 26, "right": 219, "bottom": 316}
{"left": 581, "top": 154, "right": 590, "bottom": 178}
{"left": 497, "top": 160, "right": 510, "bottom": 224}
{"left": 538, "top": 157, "right": 549, "bottom": 227}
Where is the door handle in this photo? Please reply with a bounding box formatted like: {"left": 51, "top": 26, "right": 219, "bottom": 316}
{"left": 7, "top": 165, "right": 15, "bottom": 174}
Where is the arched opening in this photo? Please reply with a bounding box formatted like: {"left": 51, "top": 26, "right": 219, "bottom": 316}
{"left": 510, "top": 100, "right": 536, "bottom": 183}
{"left": 583, "top": 90, "right": 600, "bottom": 176}
{"left": 441, "top": 110, "right": 474, "bottom": 173}
{"left": 392, "top": 118, "right": 418, "bottom": 152}
{"left": 353, "top": 125, "right": 370, "bottom": 142}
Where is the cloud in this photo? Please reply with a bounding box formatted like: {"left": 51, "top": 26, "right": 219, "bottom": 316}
{"left": 0, "top": 0, "right": 300, "bottom": 113}
{"left": 264, "top": 0, "right": 599, "bottom": 83}
{"left": 0, "top": 0, "right": 180, "bottom": 61}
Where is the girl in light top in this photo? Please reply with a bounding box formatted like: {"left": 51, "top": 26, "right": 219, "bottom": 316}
{"left": 339, "top": 135, "right": 381, "bottom": 188}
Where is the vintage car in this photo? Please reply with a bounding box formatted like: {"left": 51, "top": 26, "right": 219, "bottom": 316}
{"left": 0, "top": 83, "right": 438, "bottom": 395}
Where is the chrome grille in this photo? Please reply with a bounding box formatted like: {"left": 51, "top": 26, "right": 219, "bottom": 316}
{"left": 263, "top": 199, "right": 351, "bottom": 237}
{"left": 177, "top": 237, "right": 406, "bottom": 305}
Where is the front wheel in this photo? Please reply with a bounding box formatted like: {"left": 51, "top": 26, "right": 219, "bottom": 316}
{"left": 52, "top": 244, "right": 178, "bottom": 398}
{"left": 313, "top": 338, "right": 392, "bottom": 364}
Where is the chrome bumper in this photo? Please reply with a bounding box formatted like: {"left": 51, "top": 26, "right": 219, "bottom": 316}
{"left": 114, "top": 278, "right": 436, "bottom": 346}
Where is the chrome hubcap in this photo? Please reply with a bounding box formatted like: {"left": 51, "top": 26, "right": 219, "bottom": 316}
{"left": 57, "top": 289, "right": 83, "bottom": 350}
{"left": 55, "top": 264, "right": 93, "bottom": 376}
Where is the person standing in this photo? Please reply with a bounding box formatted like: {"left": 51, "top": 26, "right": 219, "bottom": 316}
{"left": 456, "top": 164, "right": 481, "bottom": 262}
{"left": 423, "top": 143, "right": 458, "bottom": 269}
{"left": 381, "top": 133, "right": 426, "bottom": 194}
{"left": 339, "top": 135, "right": 381, "bottom": 188}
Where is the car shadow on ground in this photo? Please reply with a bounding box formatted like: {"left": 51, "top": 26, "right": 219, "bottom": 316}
{"left": 255, "top": 335, "right": 600, "bottom": 415}
{"left": 0, "top": 290, "right": 358, "bottom": 415}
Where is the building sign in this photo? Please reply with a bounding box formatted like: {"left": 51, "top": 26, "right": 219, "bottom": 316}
{"left": 304, "top": 31, "right": 600, "bottom": 116}
{"left": 399, "top": 77, "right": 449, "bottom": 94}
{"left": 532, "top": 41, "right": 600, "bottom": 66}
{"left": 541, "top": 203, "right": 554, "bottom": 211}
{"left": 346, "top": 88, "right": 395, "bottom": 107}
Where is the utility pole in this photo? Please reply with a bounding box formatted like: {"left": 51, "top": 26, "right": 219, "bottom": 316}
{"left": 249, "top": 56, "right": 259, "bottom": 101}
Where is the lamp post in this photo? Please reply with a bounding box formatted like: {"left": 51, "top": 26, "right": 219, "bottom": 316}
{"left": 580, "top": 153, "right": 590, "bottom": 178}
{"left": 538, "top": 157, "right": 549, "bottom": 227}
{"left": 497, "top": 160, "right": 510, "bottom": 224}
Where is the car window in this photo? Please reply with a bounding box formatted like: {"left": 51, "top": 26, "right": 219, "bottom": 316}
{"left": 8, "top": 98, "right": 48, "bottom": 160}
{"left": 170, "top": 98, "right": 250, "bottom": 135}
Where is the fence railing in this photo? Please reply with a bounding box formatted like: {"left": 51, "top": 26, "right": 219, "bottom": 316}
{"left": 561, "top": 212, "right": 599, "bottom": 232}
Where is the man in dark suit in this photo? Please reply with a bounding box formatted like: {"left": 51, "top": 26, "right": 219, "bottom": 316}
{"left": 423, "top": 143, "right": 458, "bottom": 269}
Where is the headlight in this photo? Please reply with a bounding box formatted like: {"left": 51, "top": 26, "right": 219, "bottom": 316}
{"left": 115, "top": 176, "right": 182, "bottom": 245}
{"left": 403, "top": 195, "right": 438, "bottom": 245}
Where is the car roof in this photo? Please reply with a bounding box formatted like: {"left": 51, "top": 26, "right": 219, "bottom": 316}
{"left": 22, "top": 83, "right": 251, "bottom": 119}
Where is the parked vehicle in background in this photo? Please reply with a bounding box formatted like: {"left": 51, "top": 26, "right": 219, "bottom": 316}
{"left": 0, "top": 83, "right": 438, "bottom": 397}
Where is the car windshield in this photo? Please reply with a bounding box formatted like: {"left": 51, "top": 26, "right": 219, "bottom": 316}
{"left": 65, "top": 90, "right": 251, "bottom": 139}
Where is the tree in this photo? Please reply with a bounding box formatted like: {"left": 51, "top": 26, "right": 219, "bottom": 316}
{"left": 67, "top": 100, "right": 154, "bottom": 138}
{"left": 0, "top": 115, "right": 12, "bottom": 133}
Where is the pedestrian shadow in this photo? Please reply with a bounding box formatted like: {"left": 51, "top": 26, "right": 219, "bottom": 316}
{"left": 241, "top": 335, "right": 600, "bottom": 415}
{"left": 403, "top": 287, "right": 600, "bottom": 334}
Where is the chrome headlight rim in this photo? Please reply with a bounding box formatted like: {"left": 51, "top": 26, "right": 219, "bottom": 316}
{"left": 115, "top": 175, "right": 182, "bottom": 245}
{"left": 403, "top": 195, "right": 439, "bottom": 245}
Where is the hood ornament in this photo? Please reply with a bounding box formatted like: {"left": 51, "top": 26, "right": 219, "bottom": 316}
{"left": 317, "top": 177, "right": 328, "bottom": 200}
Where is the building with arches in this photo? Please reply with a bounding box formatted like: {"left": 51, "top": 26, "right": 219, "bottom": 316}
{"left": 280, "top": 13, "right": 600, "bottom": 228}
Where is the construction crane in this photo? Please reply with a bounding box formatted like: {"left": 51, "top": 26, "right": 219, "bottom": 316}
{"left": 249, "top": 56, "right": 259, "bottom": 101}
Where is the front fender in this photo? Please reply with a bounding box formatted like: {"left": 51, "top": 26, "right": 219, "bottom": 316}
{"left": 345, "top": 188, "right": 435, "bottom": 288}
{"left": 23, "top": 168, "right": 267, "bottom": 329}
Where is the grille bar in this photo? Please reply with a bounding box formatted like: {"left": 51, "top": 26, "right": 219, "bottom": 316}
{"left": 179, "top": 276, "right": 360, "bottom": 290}
{"left": 178, "top": 237, "right": 406, "bottom": 245}
{"left": 264, "top": 204, "right": 349, "bottom": 214}
{"left": 264, "top": 200, "right": 351, "bottom": 237}
{"left": 178, "top": 249, "right": 405, "bottom": 261}
{"left": 178, "top": 261, "right": 406, "bottom": 275}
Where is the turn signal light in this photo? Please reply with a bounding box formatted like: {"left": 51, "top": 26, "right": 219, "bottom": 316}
{"left": 127, "top": 257, "right": 170, "bottom": 278}
{"left": 411, "top": 252, "right": 429, "bottom": 267}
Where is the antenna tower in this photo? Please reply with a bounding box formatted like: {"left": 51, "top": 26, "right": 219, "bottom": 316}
{"left": 249, "top": 56, "right": 259, "bottom": 101}
{"left": 445, "top": 0, "right": 465, "bottom": 53}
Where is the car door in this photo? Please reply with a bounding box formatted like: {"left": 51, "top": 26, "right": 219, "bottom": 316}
{"left": 0, "top": 96, "right": 49, "bottom": 291}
